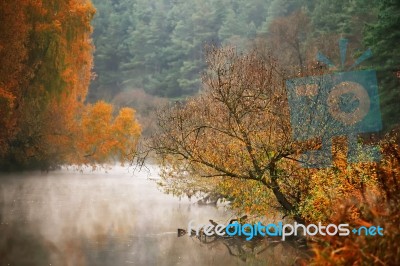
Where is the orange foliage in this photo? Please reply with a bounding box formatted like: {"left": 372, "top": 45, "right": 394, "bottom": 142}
{"left": 299, "top": 134, "right": 400, "bottom": 265}
{"left": 0, "top": 0, "right": 30, "bottom": 157}
{"left": 0, "top": 0, "right": 141, "bottom": 170}
{"left": 76, "top": 102, "right": 141, "bottom": 165}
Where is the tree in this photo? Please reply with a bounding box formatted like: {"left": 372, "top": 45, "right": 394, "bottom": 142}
{"left": 258, "top": 0, "right": 299, "bottom": 34}
{"left": 364, "top": 0, "right": 400, "bottom": 129}
{"left": 167, "top": 0, "right": 220, "bottom": 96}
{"left": 149, "top": 46, "right": 317, "bottom": 222}
{"left": 267, "top": 10, "right": 312, "bottom": 74}
{"left": 89, "top": 0, "right": 134, "bottom": 101}
{"left": 88, "top": 0, "right": 276, "bottom": 99}
{"left": 0, "top": 0, "right": 142, "bottom": 170}
{"left": 218, "top": 7, "right": 256, "bottom": 50}
{"left": 76, "top": 101, "right": 141, "bottom": 165}
{"left": 0, "top": 0, "right": 30, "bottom": 159}
{"left": 0, "top": 0, "right": 97, "bottom": 169}
{"left": 311, "top": 0, "right": 353, "bottom": 35}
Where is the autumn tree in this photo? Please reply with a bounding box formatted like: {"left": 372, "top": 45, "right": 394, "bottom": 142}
{"left": 0, "top": 0, "right": 141, "bottom": 170}
{"left": 0, "top": 0, "right": 30, "bottom": 160}
{"left": 75, "top": 101, "right": 141, "bottom": 165}
{"left": 149, "top": 46, "right": 318, "bottom": 222}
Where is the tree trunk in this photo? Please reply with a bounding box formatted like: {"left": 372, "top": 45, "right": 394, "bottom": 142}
{"left": 262, "top": 164, "right": 305, "bottom": 224}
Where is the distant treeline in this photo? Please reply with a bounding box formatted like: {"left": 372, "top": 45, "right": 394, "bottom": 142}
{"left": 89, "top": 0, "right": 399, "bottom": 127}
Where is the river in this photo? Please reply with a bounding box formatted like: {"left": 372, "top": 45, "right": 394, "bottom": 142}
{"left": 0, "top": 166, "right": 306, "bottom": 265}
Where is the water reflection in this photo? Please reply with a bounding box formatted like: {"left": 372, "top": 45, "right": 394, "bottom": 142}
{"left": 0, "top": 166, "right": 307, "bottom": 265}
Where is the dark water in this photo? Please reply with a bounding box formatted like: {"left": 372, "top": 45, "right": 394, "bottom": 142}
{"left": 0, "top": 166, "right": 306, "bottom": 266}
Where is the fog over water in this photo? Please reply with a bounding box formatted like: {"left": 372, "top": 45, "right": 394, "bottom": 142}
{"left": 0, "top": 166, "right": 305, "bottom": 265}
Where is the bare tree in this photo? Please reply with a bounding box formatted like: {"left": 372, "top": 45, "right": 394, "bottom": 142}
{"left": 148, "top": 46, "right": 319, "bottom": 223}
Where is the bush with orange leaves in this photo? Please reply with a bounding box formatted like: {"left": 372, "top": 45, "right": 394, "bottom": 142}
{"left": 299, "top": 131, "right": 400, "bottom": 265}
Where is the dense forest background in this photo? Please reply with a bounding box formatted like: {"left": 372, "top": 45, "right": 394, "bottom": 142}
{"left": 89, "top": 0, "right": 399, "bottom": 131}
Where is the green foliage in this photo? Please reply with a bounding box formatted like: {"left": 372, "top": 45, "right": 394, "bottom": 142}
{"left": 89, "top": 0, "right": 397, "bottom": 102}
{"left": 89, "top": 0, "right": 134, "bottom": 100}
{"left": 258, "top": 0, "right": 306, "bottom": 35}
{"left": 311, "top": 0, "right": 354, "bottom": 35}
{"left": 89, "top": 0, "right": 275, "bottom": 99}
{"left": 363, "top": 0, "right": 400, "bottom": 129}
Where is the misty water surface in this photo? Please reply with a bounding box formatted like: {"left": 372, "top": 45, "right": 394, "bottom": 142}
{"left": 0, "top": 166, "right": 306, "bottom": 265}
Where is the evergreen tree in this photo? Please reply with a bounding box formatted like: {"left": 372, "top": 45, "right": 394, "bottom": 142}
{"left": 89, "top": 0, "right": 134, "bottom": 101}
{"left": 364, "top": 0, "right": 400, "bottom": 128}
